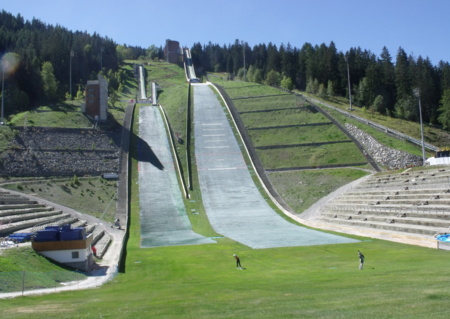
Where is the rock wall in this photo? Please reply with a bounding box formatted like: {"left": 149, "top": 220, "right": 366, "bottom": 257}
{"left": 345, "top": 123, "right": 423, "bottom": 169}
{"left": 0, "top": 127, "right": 121, "bottom": 177}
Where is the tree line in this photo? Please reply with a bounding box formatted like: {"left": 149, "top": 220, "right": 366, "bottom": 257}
{"left": 0, "top": 10, "right": 147, "bottom": 116}
{"left": 190, "top": 40, "right": 450, "bottom": 129}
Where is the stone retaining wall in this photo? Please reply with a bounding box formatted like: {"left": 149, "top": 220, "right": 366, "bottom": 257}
{"left": 0, "top": 127, "right": 121, "bottom": 177}
{"left": 345, "top": 123, "right": 422, "bottom": 169}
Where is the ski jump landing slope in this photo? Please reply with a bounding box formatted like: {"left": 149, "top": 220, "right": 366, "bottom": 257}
{"left": 138, "top": 106, "right": 215, "bottom": 247}
{"left": 193, "top": 84, "right": 358, "bottom": 249}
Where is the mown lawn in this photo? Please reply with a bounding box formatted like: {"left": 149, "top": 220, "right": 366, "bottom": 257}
{"left": 256, "top": 142, "right": 366, "bottom": 169}
{"left": 1, "top": 176, "right": 117, "bottom": 223}
{"left": 2, "top": 126, "right": 450, "bottom": 318}
{"left": 233, "top": 94, "right": 302, "bottom": 112}
{"left": 249, "top": 124, "right": 348, "bottom": 146}
{"left": 240, "top": 108, "right": 329, "bottom": 128}
{"left": 2, "top": 183, "right": 450, "bottom": 319}
{"left": 268, "top": 168, "right": 369, "bottom": 213}
{"left": 2, "top": 70, "right": 450, "bottom": 318}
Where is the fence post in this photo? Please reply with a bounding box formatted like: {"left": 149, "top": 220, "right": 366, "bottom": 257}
{"left": 21, "top": 271, "right": 26, "bottom": 296}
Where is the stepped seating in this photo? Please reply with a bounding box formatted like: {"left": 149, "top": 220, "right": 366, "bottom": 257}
{"left": 0, "top": 197, "right": 38, "bottom": 205}
{"left": 0, "top": 190, "right": 113, "bottom": 260}
{"left": 0, "top": 203, "right": 47, "bottom": 211}
{"left": 91, "top": 227, "right": 111, "bottom": 259}
{"left": 0, "top": 206, "right": 54, "bottom": 217}
{"left": 1, "top": 212, "right": 72, "bottom": 235}
{"left": 319, "top": 167, "right": 450, "bottom": 241}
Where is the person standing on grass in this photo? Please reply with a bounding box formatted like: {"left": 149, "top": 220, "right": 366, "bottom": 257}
{"left": 358, "top": 250, "right": 365, "bottom": 270}
{"left": 233, "top": 254, "right": 242, "bottom": 269}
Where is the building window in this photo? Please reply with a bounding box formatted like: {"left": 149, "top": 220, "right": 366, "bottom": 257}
{"left": 72, "top": 251, "right": 79, "bottom": 259}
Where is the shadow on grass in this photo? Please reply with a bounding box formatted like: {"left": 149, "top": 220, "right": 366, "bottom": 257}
{"left": 109, "top": 113, "right": 164, "bottom": 170}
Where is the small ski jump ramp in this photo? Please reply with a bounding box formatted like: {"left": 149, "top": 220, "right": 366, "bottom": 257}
{"left": 193, "top": 84, "right": 358, "bottom": 249}
{"left": 138, "top": 106, "right": 215, "bottom": 247}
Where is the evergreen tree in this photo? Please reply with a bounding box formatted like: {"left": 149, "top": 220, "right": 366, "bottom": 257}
{"left": 318, "top": 83, "right": 326, "bottom": 99}
{"left": 395, "top": 47, "right": 412, "bottom": 102}
{"left": 379, "top": 46, "right": 396, "bottom": 115}
{"left": 326, "top": 80, "right": 335, "bottom": 97}
{"left": 265, "top": 43, "right": 280, "bottom": 76}
{"left": 438, "top": 89, "right": 450, "bottom": 129}
{"left": 371, "top": 95, "right": 384, "bottom": 114}
{"left": 305, "top": 77, "right": 318, "bottom": 94}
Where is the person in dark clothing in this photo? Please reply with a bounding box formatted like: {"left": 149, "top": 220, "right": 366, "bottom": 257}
{"left": 233, "top": 254, "right": 242, "bottom": 269}
{"left": 358, "top": 250, "right": 365, "bottom": 270}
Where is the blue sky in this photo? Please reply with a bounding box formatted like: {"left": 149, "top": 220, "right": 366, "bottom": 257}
{"left": 2, "top": 0, "right": 449, "bottom": 64}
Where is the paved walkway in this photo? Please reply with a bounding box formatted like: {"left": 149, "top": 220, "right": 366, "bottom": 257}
{"left": 138, "top": 105, "right": 215, "bottom": 247}
{"left": 193, "top": 84, "right": 358, "bottom": 248}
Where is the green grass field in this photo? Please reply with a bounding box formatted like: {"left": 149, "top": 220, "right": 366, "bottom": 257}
{"left": 256, "top": 142, "right": 367, "bottom": 169}
{"left": 0, "top": 176, "right": 117, "bottom": 223}
{"left": 249, "top": 125, "right": 349, "bottom": 146}
{"left": 3, "top": 65, "right": 450, "bottom": 318}
{"left": 268, "top": 168, "right": 369, "bottom": 213}
{"left": 2, "top": 159, "right": 450, "bottom": 318}
{"left": 240, "top": 108, "right": 329, "bottom": 127}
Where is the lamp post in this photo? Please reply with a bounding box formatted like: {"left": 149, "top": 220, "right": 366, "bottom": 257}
{"left": 345, "top": 54, "right": 353, "bottom": 111}
{"left": 414, "top": 88, "right": 426, "bottom": 165}
{"left": 69, "top": 50, "right": 74, "bottom": 99}
{"left": 100, "top": 47, "right": 104, "bottom": 70}
{"left": 1, "top": 63, "right": 4, "bottom": 125}
{"left": 242, "top": 40, "right": 246, "bottom": 82}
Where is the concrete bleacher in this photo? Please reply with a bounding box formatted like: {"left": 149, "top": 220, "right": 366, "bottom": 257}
{"left": 318, "top": 166, "right": 450, "bottom": 245}
{"left": 0, "top": 190, "right": 112, "bottom": 258}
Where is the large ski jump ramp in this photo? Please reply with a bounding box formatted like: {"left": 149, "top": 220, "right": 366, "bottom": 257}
{"left": 138, "top": 106, "right": 215, "bottom": 247}
{"left": 193, "top": 84, "right": 358, "bottom": 249}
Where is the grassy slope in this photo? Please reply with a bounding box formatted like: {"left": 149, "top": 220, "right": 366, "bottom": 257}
{"left": 303, "top": 92, "right": 450, "bottom": 149}
{"left": 3, "top": 105, "right": 450, "bottom": 318}
{"left": 2, "top": 165, "right": 450, "bottom": 318}
{"left": 0, "top": 247, "right": 87, "bottom": 293}
{"left": 1, "top": 177, "right": 117, "bottom": 223}
{"left": 3, "top": 66, "right": 450, "bottom": 318}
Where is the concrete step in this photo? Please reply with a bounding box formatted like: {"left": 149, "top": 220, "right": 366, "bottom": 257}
{"left": 0, "top": 204, "right": 46, "bottom": 211}
{"left": 322, "top": 208, "right": 450, "bottom": 221}
{"left": 322, "top": 203, "right": 450, "bottom": 215}
{"left": 0, "top": 194, "right": 23, "bottom": 199}
{"left": 0, "top": 198, "right": 38, "bottom": 205}
{"left": 71, "top": 219, "right": 88, "bottom": 228}
{"left": 0, "top": 206, "right": 54, "bottom": 217}
{"left": 92, "top": 231, "right": 111, "bottom": 259}
{"left": 347, "top": 188, "right": 450, "bottom": 196}
{"left": 331, "top": 198, "right": 450, "bottom": 206}
{"left": 0, "top": 212, "right": 71, "bottom": 236}
{"left": 0, "top": 210, "right": 62, "bottom": 223}
{"left": 322, "top": 212, "right": 450, "bottom": 228}
{"left": 320, "top": 216, "right": 446, "bottom": 236}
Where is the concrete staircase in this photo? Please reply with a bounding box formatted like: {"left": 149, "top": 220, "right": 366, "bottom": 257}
{"left": 318, "top": 167, "right": 450, "bottom": 240}
{"left": 0, "top": 191, "right": 112, "bottom": 257}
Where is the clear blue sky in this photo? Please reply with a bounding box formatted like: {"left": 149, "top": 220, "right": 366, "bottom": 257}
{"left": 2, "top": 0, "right": 449, "bottom": 65}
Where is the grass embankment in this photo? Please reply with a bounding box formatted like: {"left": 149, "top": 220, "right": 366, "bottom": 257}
{"left": 2, "top": 144, "right": 450, "bottom": 318}
{"left": 0, "top": 248, "right": 87, "bottom": 293}
{"left": 2, "top": 65, "right": 450, "bottom": 318}
{"left": 0, "top": 176, "right": 117, "bottom": 223}
{"left": 212, "top": 79, "right": 368, "bottom": 169}
{"left": 302, "top": 92, "right": 450, "bottom": 148}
